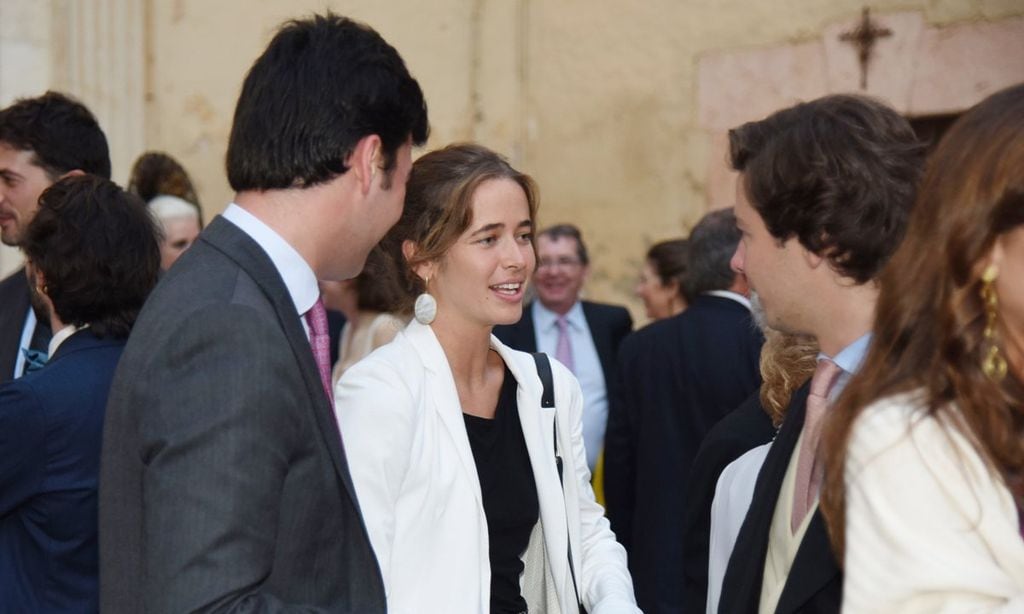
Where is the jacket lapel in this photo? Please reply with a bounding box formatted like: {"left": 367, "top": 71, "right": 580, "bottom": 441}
{"left": 721, "top": 382, "right": 811, "bottom": 613}
{"left": 494, "top": 339, "right": 573, "bottom": 613}
{"left": 0, "top": 270, "right": 31, "bottom": 380}
{"left": 403, "top": 320, "right": 484, "bottom": 508}
{"left": 776, "top": 510, "right": 841, "bottom": 613}
{"left": 200, "top": 217, "right": 358, "bottom": 502}
{"left": 581, "top": 301, "right": 615, "bottom": 386}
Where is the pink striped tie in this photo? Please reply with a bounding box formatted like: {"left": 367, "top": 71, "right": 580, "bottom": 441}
{"left": 791, "top": 357, "right": 843, "bottom": 533}
{"left": 555, "top": 315, "right": 574, "bottom": 373}
{"left": 304, "top": 296, "right": 334, "bottom": 404}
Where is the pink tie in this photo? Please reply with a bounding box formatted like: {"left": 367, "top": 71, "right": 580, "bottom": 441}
{"left": 791, "top": 357, "right": 843, "bottom": 533}
{"left": 304, "top": 296, "right": 334, "bottom": 404}
{"left": 555, "top": 315, "right": 574, "bottom": 373}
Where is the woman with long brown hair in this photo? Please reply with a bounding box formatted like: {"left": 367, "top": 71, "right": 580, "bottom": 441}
{"left": 821, "top": 84, "right": 1024, "bottom": 611}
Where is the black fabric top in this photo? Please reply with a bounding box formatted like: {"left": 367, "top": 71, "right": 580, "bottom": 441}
{"left": 464, "top": 365, "right": 539, "bottom": 614}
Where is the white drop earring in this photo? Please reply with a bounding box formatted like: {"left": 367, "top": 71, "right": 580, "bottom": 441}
{"left": 414, "top": 276, "right": 437, "bottom": 325}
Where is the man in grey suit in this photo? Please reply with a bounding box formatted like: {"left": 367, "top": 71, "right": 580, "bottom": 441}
{"left": 99, "top": 14, "right": 429, "bottom": 613}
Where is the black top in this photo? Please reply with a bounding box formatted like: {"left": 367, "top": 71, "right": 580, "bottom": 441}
{"left": 463, "top": 365, "right": 539, "bottom": 614}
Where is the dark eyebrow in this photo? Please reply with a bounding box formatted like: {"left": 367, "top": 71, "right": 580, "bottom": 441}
{"left": 469, "top": 222, "right": 504, "bottom": 236}
{"left": 0, "top": 169, "right": 23, "bottom": 181}
{"left": 469, "top": 219, "right": 534, "bottom": 236}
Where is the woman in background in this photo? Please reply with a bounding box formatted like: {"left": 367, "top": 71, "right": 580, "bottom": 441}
{"left": 329, "top": 247, "right": 408, "bottom": 385}
{"left": 336, "top": 143, "right": 638, "bottom": 614}
{"left": 128, "top": 151, "right": 203, "bottom": 270}
{"left": 821, "top": 84, "right": 1024, "bottom": 612}
{"left": 635, "top": 239, "right": 689, "bottom": 321}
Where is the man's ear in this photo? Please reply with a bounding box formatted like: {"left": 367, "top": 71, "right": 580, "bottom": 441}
{"left": 59, "top": 169, "right": 86, "bottom": 180}
{"left": 347, "top": 134, "right": 382, "bottom": 195}
{"left": 801, "top": 243, "right": 824, "bottom": 270}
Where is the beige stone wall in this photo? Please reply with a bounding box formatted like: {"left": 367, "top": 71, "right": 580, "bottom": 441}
{"left": 2, "top": 0, "right": 1022, "bottom": 318}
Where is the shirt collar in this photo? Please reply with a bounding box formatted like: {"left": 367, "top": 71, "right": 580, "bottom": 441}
{"left": 221, "top": 203, "right": 319, "bottom": 316}
{"left": 703, "top": 290, "right": 751, "bottom": 310}
{"left": 48, "top": 324, "right": 87, "bottom": 357}
{"left": 820, "top": 332, "right": 873, "bottom": 376}
{"left": 533, "top": 299, "right": 584, "bottom": 331}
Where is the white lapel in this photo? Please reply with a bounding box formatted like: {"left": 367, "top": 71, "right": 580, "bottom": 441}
{"left": 492, "top": 337, "right": 573, "bottom": 611}
{"left": 403, "top": 320, "right": 483, "bottom": 509}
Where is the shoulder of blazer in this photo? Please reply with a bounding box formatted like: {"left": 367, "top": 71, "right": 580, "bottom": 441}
{"left": 582, "top": 300, "right": 631, "bottom": 327}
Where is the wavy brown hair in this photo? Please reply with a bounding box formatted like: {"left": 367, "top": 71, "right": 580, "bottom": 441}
{"left": 820, "top": 84, "right": 1024, "bottom": 560}
{"left": 759, "top": 328, "right": 819, "bottom": 427}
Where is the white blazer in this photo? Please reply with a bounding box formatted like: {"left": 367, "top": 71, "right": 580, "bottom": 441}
{"left": 335, "top": 319, "right": 639, "bottom": 614}
{"left": 842, "top": 391, "right": 1024, "bottom": 613}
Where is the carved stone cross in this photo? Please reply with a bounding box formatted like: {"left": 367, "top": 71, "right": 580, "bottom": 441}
{"left": 840, "top": 7, "right": 893, "bottom": 89}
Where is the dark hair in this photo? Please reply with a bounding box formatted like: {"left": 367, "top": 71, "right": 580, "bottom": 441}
{"left": 0, "top": 91, "right": 110, "bottom": 179}
{"left": 354, "top": 246, "right": 405, "bottom": 313}
{"left": 684, "top": 208, "right": 741, "bottom": 297}
{"left": 729, "top": 94, "right": 924, "bottom": 283}
{"left": 226, "top": 13, "right": 429, "bottom": 192}
{"left": 387, "top": 143, "right": 538, "bottom": 309}
{"left": 821, "top": 84, "right": 1024, "bottom": 559}
{"left": 646, "top": 238, "right": 690, "bottom": 302}
{"left": 538, "top": 224, "right": 589, "bottom": 265}
{"left": 128, "top": 151, "right": 203, "bottom": 224}
{"left": 22, "top": 175, "right": 161, "bottom": 338}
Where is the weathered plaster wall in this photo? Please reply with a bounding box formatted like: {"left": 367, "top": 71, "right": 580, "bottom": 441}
{"left": 1, "top": 0, "right": 1022, "bottom": 315}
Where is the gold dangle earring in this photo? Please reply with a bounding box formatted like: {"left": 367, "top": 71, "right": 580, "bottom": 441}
{"left": 980, "top": 264, "right": 1008, "bottom": 381}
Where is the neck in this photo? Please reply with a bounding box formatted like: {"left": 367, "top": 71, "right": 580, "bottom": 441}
{"left": 234, "top": 184, "right": 357, "bottom": 280}
{"left": 811, "top": 283, "right": 878, "bottom": 357}
{"left": 430, "top": 315, "right": 495, "bottom": 386}
{"left": 667, "top": 296, "right": 686, "bottom": 318}
{"left": 49, "top": 313, "right": 66, "bottom": 334}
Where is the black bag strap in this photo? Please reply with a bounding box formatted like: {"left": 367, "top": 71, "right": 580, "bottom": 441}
{"left": 531, "top": 352, "right": 586, "bottom": 613}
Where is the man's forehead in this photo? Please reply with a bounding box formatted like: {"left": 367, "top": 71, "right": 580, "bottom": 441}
{"left": 0, "top": 142, "right": 36, "bottom": 166}
{"left": 538, "top": 235, "right": 578, "bottom": 252}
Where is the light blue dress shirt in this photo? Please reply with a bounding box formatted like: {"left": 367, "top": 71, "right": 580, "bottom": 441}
{"left": 822, "top": 332, "right": 872, "bottom": 402}
{"left": 532, "top": 300, "right": 606, "bottom": 472}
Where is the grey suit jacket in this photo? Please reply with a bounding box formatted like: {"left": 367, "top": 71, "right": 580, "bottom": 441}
{"left": 99, "top": 217, "right": 386, "bottom": 613}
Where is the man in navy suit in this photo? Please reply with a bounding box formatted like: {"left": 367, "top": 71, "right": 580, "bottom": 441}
{"left": 0, "top": 92, "right": 111, "bottom": 383}
{"left": 604, "top": 208, "right": 763, "bottom": 614}
{"left": 0, "top": 176, "right": 160, "bottom": 612}
{"left": 494, "top": 223, "right": 633, "bottom": 473}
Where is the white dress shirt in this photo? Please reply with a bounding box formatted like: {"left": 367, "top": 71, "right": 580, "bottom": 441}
{"left": 532, "top": 300, "right": 607, "bottom": 471}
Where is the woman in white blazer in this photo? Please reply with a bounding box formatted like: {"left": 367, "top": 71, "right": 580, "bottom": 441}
{"left": 819, "top": 84, "right": 1024, "bottom": 612}
{"left": 336, "top": 143, "right": 639, "bottom": 614}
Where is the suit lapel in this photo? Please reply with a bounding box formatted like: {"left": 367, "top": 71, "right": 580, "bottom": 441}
{"left": 495, "top": 340, "right": 573, "bottom": 612}
{"left": 518, "top": 303, "right": 539, "bottom": 352}
{"left": 722, "top": 382, "right": 811, "bottom": 612}
{"left": 0, "top": 270, "right": 31, "bottom": 380}
{"left": 200, "top": 217, "right": 359, "bottom": 502}
{"left": 581, "top": 301, "right": 614, "bottom": 385}
{"left": 776, "top": 510, "right": 841, "bottom": 613}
